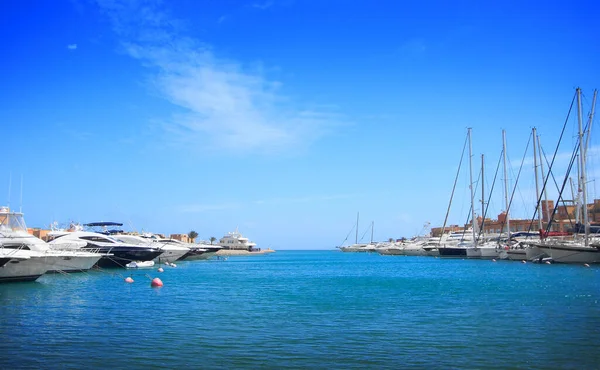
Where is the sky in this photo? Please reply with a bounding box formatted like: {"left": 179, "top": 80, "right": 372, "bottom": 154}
{"left": 1, "top": 0, "right": 599, "bottom": 249}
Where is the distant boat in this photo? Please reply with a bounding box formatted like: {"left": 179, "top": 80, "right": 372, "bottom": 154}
{"left": 217, "top": 228, "right": 258, "bottom": 251}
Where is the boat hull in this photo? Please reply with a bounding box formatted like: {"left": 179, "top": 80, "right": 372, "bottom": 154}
{"left": 91, "top": 249, "right": 164, "bottom": 268}
{"left": 0, "top": 258, "right": 48, "bottom": 283}
{"left": 438, "top": 247, "right": 467, "bottom": 257}
{"left": 536, "top": 244, "right": 600, "bottom": 264}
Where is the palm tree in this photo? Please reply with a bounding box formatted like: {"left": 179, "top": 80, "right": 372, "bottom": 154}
{"left": 209, "top": 236, "right": 217, "bottom": 245}
{"left": 188, "top": 230, "right": 199, "bottom": 243}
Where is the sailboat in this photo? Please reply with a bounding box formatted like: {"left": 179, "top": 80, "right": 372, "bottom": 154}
{"left": 438, "top": 127, "right": 478, "bottom": 257}
{"left": 529, "top": 88, "right": 600, "bottom": 263}
{"left": 338, "top": 214, "right": 377, "bottom": 252}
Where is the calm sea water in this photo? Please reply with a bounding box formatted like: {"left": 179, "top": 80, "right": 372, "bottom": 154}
{"left": 0, "top": 250, "right": 599, "bottom": 369}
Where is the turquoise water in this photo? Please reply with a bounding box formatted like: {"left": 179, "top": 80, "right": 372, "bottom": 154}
{"left": 1, "top": 250, "right": 599, "bottom": 369}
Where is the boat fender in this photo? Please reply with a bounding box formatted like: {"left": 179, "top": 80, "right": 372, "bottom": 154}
{"left": 151, "top": 277, "right": 163, "bottom": 287}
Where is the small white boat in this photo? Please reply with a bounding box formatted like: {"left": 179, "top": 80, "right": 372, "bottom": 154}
{"left": 125, "top": 260, "right": 155, "bottom": 269}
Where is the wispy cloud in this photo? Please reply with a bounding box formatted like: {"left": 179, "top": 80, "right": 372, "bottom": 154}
{"left": 95, "top": 0, "right": 342, "bottom": 153}
{"left": 67, "top": 44, "right": 78, "bottom": 50}
{"left": 251, "top": 1, "right": 273, "bottom": 10}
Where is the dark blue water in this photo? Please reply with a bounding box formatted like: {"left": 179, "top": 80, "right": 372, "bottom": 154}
{"left": 1, "top": 251, "right": 599, "bottom": 369}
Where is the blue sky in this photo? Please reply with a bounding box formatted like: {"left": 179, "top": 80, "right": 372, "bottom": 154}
{"left": 2, "top": 0, "right": 599, "bottom": 249}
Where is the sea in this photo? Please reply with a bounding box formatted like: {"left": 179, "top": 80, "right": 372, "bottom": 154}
{"left": 1, "top": 250, "right": 599, "bottom": 369}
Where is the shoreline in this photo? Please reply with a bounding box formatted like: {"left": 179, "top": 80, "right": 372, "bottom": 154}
{"left": 216, "top": 249, "right": 276, "bottom": 256}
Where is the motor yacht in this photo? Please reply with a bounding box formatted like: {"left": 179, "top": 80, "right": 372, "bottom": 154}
{"left": 49, "top": 231, "right": 163, "bottom": 268}
{"left": 0, "top": 207, "right": 103, "bottom": 273}
{"left": 218, "top": 228, "right": 258, "bottom": 251}
{"left": 111, "top": 234, "right": 189, "bottom": 263}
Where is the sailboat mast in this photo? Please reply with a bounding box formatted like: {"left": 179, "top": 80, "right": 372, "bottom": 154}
{"left": 537, "top": 134, "right": 551, "bottom": 223}
{"left": 584, "top": 90, "right": 597, "bottom": 159}
{"left": 532, "top": 127, "right": 543, "bottom": 231}
{"left": 468, "top": 128, "right": 477, "bottom": 243}
{"left": 370, "top": 221, "right": 374, "bottom": 244}
{"left": 502, "top": 129, "right": 511, "bottom": 239}
{"left": 355, "top": 212, "right": 359, "bottom": 244}
{"left": 481, "top": 154, "right": 485, "bottom": 234}
{"left": 576, "top": 88, "right": 589, "bottom": 245}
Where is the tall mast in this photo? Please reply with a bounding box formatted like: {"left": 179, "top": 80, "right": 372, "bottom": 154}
{"left": 502, "top": 129, "right": 511, "bottom": 239}
{"left": 468, "top": 128, "right": 477, "bottom": 243}
{"left": 370, "top": 221, "right": 374, "bottom": 244}
{"left": 481, "top": 154, "right": 485, "bottom": 234}
{"left": 537, "top": 134, "right": 551, "bottom": 223}
{"left": 584, "top": 90, "right": 597, "bottom": 159}
{"left": 577, "top": 88, "right": 589, "bottom": 245}
{"left": 355, "top": 212, "right": 359, "bottom": 244}
{"left": 532, "top": 127, "right": 543, "bottom": 231}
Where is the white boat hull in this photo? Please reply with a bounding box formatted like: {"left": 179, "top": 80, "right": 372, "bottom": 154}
{"left": 0, "top": 257, "right": 49, "bottom": 282}
{"left": 537, "top": 244, "right": 600, "bottom": 264}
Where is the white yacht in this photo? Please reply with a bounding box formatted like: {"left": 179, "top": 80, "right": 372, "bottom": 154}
{"left": 0, "top": 207, "right": 103, "bottom": 273}
{"left": 49, "top": 231, "right": 163, "bottom": 268}
{"left": 154, "top": 238, "right": 220, "bottom": 261}
{"left": 0, "top": 247, "right": 50, "bottom": 282}
{"left": 218, "top": 228, "right": 258, "bottom": 251}
{"left": 111, "top": 234, "right": 189, "bottom": 263}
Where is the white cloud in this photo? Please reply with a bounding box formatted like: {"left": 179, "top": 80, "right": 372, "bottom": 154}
{"left": 252, "top": 1, "right": 273, "bottom": 10}
{"left": 67, "top": 44, "right": 77, "bottom": 50}
{"left": 95, "top": 0, "right": 343, "bottom": 153}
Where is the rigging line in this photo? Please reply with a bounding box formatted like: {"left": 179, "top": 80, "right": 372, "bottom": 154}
{"left": 501, "top": 131, "right": 532, "bottom": 237}
{"left": 338, "top": 223, "right": 356, "bottom": 247}
{"left": 478, "top": 148, "right": 504, "bottom": 243}
{"left": 527, "top": 90, "right": 576, "bottom": 234}
{"left": 439, "top": 132, "right": 469, "bottom": 243}
{"left": 545, "top": 102, "right": 595, "bottom": 233}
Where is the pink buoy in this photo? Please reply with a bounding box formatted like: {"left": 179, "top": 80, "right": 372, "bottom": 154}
{"left": 157, "top": 267, "right": 164, "bottom": 273}
{"left": 151, "top": 277, "right": 163, "bottom": 287}
{"left": 125, "top": 277, "right": 134, "bottom": 283}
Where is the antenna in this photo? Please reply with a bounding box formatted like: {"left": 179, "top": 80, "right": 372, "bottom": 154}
{"left": 19, "top": 174, "right": 23, "bottom": 212}
{"left": 7, "top": 172, "right": 12, "bottom": 208}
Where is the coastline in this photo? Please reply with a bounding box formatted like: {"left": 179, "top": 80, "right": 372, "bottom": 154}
{"left": 216, "top": 249, "right": 276, "bottom": 256}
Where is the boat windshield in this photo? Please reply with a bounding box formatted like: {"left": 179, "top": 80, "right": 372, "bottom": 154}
{"left": 0, "top": 211, "right": 28, "bottom": 233}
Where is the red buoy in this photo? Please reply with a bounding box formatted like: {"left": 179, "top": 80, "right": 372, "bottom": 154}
{"left": 151, "top": 277, "right": 163, "bottom": 287}
{"left": 125, "top": 277, "right": 134, "bottom": 283}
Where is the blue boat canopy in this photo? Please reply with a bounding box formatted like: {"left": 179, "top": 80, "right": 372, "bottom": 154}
{"left": 84, "top": 222, "right": 124, "bottom": 227}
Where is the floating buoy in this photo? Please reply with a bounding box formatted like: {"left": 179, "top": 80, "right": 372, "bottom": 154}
{"left": 150, "top": 277, "right": 163, "bottom": 287}
{"left": 584, "top": 263, "right": 590, "bottom": 267}
{"left": 545, "top": 261, "right": 551, "bottom": 265}
{"left": 521, "top": 260, "right": 526, "bottom": 264}
{"left": 157, "top": 267, "right": 164, "bottom": 273}
{"left": 125, "top": 277, "right": 134, "bottom": 283}
{"left": 492, "top": 259, "right": 496, "bottom": 262}
{"left": 171, "top": 263, "right": 177, "bottom": 268}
